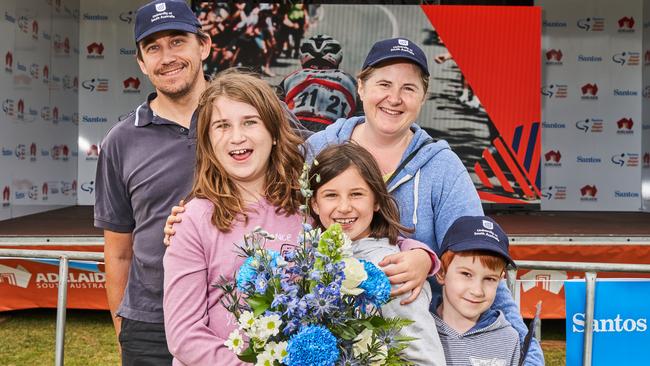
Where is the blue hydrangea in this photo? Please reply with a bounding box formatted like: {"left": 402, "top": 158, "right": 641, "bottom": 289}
{"left": 236, "top": 256, "right": 257, "bottom": 291}
{"left": 359, "top": 260, "right": 391, "bottom": 307}
{"left": 236, "top": 250, "right": 281, "bottom": 292}
{"left": 285, "top": 325, "right": 339, "bottom": 366}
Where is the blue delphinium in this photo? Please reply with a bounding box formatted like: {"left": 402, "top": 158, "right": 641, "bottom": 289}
{"left": 285, "top": 325, "right": 339, "bottom": 366}
{"left": 359, "top": 260, "right": 391, "bottom": 307}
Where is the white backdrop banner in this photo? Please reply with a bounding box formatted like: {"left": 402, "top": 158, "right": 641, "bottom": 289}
{"left": 77, "top": 0, "right": 152, "bottom": 205}
{"left": 0, "top": 0, "right": 79, "bottom": 214}
{"left": 539, "top": 0, "right": 645, "bottom": 211}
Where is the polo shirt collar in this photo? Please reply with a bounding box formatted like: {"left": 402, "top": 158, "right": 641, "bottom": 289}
{"left": 134, "top": 92, "right": 197, "bottom": 129}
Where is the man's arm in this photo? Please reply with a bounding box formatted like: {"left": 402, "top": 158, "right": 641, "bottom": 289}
{"left": 103, "top": 230, "right": 133, "bottom": 338}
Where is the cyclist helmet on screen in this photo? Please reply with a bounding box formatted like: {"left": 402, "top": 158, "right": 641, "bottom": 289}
{"left": 299, "top": 34, "right": 343, "bottom": 69}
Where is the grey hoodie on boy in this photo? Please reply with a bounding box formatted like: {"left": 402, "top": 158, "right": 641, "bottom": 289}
{"left": 433, "top": 308, "right": 520, "bottom": 366}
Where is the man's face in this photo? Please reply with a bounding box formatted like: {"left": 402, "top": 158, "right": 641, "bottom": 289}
{"left": 137, "top": 30, "right": 210, "bottom": 99}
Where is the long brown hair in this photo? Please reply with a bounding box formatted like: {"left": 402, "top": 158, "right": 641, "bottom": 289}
{"left": 309, "top": 143, "right": 413, "bottom": 244}
{"left": 192, "top": 69, "right": 304, "bottom": 231}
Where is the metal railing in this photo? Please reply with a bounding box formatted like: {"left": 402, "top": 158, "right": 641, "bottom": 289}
{"left": 2, "top": 249, "right": 650, "bottom": 366}
{"left": 0, "top": 249, "right": 104, "bottom": 366}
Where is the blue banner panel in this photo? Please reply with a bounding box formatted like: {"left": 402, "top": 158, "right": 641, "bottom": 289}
{"left": 565, "top": 279, "right": 650, "bottom": 366}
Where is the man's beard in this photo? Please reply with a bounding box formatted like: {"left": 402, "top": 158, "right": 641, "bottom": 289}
{"left": 155, "top": 64, "right": 200, "bottom": 100}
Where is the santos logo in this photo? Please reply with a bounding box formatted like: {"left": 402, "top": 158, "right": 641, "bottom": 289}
{"left": 577, "top": 156, "right": 601, "bottom": 163}
{"left": 543, "top": 20, "right": 567, "bottom": 28}
{"left": 572, "top": 313, "right": 647, "bottom": 333}
{"left": 577, "top": 54, "right": 602, "bottom": 62}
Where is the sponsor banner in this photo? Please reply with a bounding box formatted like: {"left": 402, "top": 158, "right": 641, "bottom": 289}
{"left": 1, "top": 0, "right": 79, "bottom": 210}
{"left": 0, "top": 245, "right": 107, "bottom": 311}
{"left": 77, "top": 0, "right": 152, "bottom": 204}
{"left": 539, "top": 0, "right": 644, "bottom": 211}
{"left": 565, "top": 279, "right": 650, "bottom": 365}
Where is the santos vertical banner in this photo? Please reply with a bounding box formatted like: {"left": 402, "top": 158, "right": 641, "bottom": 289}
{"left": 565, "top": 279, "right": 650, "bottom": 365}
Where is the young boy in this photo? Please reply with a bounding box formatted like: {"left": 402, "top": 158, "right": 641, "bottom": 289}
{"left": 433, "top": 216, "right": 521, "bottom": 366}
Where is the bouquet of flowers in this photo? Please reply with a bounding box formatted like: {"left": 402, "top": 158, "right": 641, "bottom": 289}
{"left": 215, "top": 165, "right": 414, "bottom": 366}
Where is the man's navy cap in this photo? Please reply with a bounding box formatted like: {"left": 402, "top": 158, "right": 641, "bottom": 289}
{"left": 441, "top": 216, "right": 516, "bottom": 268}
{"left": 362, "top": 38, "right": 429, "bottom": 75}
{"left": 135, "top": 0, "right": 201, "bottom": 43}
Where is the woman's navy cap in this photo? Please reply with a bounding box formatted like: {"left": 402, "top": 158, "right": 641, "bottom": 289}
{"left": 441, "top": 216, "right": 516, "bottom": 268}
{"left": 135, "top": 0, "right": 201, "bottom": 43}
{"left": 362, "top": 38, "right": 429, "bottom": 75}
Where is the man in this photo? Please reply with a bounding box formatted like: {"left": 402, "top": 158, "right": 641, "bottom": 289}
{"left": 94, "top": 1, "right": 210, "bottom": 364}
{"left": 278, "top": 34, "right": 359, "bottom": 132}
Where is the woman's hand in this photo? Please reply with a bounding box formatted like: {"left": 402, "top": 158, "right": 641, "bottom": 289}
{"left": 378, "top": 249, "right": 433, "bottom": 305}
{"left": 163, "top": 200, "right": 185, "bottom": 246}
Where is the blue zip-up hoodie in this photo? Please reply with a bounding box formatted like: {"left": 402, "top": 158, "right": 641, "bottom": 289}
{"left": 305, "top": 116, "right": 544, "bottom": 366}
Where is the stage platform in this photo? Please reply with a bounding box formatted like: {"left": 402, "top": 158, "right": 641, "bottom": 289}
{"left": 1, "top": 206, "right": 649, "bottom": 317}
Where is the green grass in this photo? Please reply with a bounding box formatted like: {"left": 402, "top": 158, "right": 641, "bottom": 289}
{"left": 0, "top": 309, "right": 566, "bottom": 365}
{"left": 0, "top": 309, "right": 119, "bottom": 366}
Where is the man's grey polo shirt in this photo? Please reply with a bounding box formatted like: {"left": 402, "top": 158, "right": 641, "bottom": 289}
{"left": 94, "top": 93, "right": 196, "bottom": 323}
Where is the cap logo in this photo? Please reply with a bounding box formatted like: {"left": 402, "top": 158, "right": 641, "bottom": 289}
{"left": 482, "top": 220, "right": 493, "bottom": 230}
{"left": 398, "top": 39, "right": 408, "bottom": 46}
{"left": 155, "top": 3, "right": 166, "bottom": 12}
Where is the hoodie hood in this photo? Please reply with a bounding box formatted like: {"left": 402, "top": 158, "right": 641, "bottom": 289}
{"left": 351, "top": 237, "right": 393, "bottom": 259}
{"left": 434, "top": 309, "right": 510, "bottom": 338}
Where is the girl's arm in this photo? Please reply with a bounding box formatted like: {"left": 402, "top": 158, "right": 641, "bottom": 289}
{"left": 379, "top": 237, "right": 440, "bottom": 305}
{"left": 163, "top": 207, "right": 238, "bottom": 365}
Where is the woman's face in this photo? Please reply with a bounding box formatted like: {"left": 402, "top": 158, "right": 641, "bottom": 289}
{"left": 208, "top": 96, "right": 273, "bottom": 192}
{"left": 357, "top": 61, "right": 426, "bottom": 138}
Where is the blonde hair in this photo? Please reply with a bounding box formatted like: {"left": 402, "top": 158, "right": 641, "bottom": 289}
{"left": 191, "top": 69, "right": 304, "bottom": 231}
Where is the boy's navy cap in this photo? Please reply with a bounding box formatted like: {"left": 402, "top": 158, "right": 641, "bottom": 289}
{"left": 135, "top": 0, "right": 201, "bottom": 43}
{"left": 441, "top": 216, "right": 516, "bottom": 268}
{"left": 362, "top": 38, "right": 429, "bottom": 75}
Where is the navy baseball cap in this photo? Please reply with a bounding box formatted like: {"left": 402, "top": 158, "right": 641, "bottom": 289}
{"left": 135, "top": 0, "right": 201, "bottom": 43}
{"left": 362, "top": 38, "right": 429, "bottom": 75}
{"left": 441, "top": 216, "right": 516, "bottom": 268}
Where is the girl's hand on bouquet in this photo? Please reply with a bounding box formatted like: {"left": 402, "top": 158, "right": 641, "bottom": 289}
{"left": 378, "top": 249, "right": 432, "bottom": 305}
{"left": 163, "top": 200, "right": 185, "bottom": 246}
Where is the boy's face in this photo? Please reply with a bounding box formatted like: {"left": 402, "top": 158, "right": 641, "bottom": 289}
{"left": 437, "top": 254, "right": 504, "bottom": 325}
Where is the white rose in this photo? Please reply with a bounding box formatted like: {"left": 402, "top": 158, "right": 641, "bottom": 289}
{"left": 353, "top": 328, "right": 387, "bottom": 366}
{"left": 341, "top": 257, "right": 367, "bottom": 296}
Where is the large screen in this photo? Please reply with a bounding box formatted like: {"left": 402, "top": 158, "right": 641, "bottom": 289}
{"left": 192, "top": 2, "right": 541, "bottom": 205}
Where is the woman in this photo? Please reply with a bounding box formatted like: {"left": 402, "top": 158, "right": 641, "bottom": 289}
{"left": 305, "top": 37, "right": 544, "bottom": 365}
